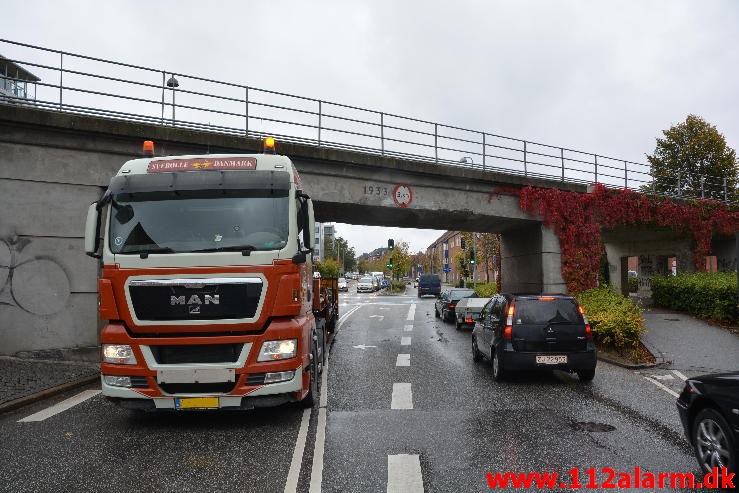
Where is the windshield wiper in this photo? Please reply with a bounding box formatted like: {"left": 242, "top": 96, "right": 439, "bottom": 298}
{"left": 130, "top": 246, "right": 176, "bottom": 258}
{"left": 189, "top": 245, "right": 258, "bottom": 256}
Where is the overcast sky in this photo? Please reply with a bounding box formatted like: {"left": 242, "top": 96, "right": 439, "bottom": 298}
{"left": 3, "top": 0, "right": 737, "bottom": 255}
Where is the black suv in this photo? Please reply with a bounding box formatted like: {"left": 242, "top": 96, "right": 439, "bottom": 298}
{"left": 472, "top": 294, "right": 597, "bottom": 382}
{"left": 435, "top": 288, "right": 475, "bottom": 322}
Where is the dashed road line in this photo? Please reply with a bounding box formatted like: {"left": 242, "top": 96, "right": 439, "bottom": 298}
{"left": 400, "top": 336, "right": 412, "bottom": 346}
{"left": 407, "top": 305, "right": 416, "bottom": 321}
{"left": 17, "top": 389, "right": 100, "bottom": 423}
{"left": 391, "top": 383, "right": 413, "bottom": 409}
{"left": 396, "top": 354, "right": 410, "bottom": 367}
{"left": 387, "top": 454, "right": 424, "bottom": 492}
{"left": 403, "top": 324, "right": 413, "bottom": 332}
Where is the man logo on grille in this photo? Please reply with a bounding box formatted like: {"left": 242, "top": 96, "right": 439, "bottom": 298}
{"left": 171, "top": 294, "right": 219, "bottom": 315}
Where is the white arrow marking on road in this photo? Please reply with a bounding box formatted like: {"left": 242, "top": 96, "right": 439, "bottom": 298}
{"left": 352, "top": 345, "right": 377, "bottom": 349}
{"left": 672, "top": 370, "right": 688, "bottom": 381}
{"left": 369, "top": 315, "right": 385, "bottom": 321}
{"left": 651, "top": 374, "right": 675, "bottom": 381}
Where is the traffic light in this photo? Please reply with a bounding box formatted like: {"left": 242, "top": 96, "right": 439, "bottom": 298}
{"left": 386, "top": 257, "right": 394, "bottom": 269}
{"left": 388, "top": 239, "right": 394, "bottom": 250}
{"left": 469, "top": 252, "right": 476, "bottom": 265}
{"left": 460, "top": 237, "right": 466, "bottom": 250}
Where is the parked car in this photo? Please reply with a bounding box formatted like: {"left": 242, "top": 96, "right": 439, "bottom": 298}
{"left": 337, "top": 277, "right": 348, "bottom": 292}
{"left": 472, "top": 294, "right": 597, "bottom": 382}
{"left": 357, "top": 276, "right": 375, "bottom": 293}
{"left": 417, "top": 273, "right": 441, "bottom": 298}
{"left": 676, "top": 371, "right": 738, "bottom": 478}
{"left": 435, "top": 288, "right": 476, "bottom": 322}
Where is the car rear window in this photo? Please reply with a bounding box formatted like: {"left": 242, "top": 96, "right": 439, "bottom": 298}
{"left": 419, "top": 274, "right": 440, "bottom": 283}
{"left": 450, "top": 289, "right": 475, "bottom": 299}
{"left": 514, "top": 298, "right": 582, "bottom": 325}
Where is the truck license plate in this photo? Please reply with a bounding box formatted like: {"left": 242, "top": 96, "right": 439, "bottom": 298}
{"left": 536, "top": 355, "right": 567, "bottom": 365}
{"left": 175, "top": 397, "right": 220, "bottom": 410}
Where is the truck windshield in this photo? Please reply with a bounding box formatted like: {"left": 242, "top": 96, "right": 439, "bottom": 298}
{"left": 109, "top": 189, "right": 289, "bottom": 254}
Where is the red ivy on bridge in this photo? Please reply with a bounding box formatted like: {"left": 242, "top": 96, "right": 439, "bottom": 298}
{"left": 502, "top": 184, "right": 738, "bottom": 294}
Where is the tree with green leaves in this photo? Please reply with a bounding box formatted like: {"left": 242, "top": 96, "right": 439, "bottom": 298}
{"left": 314, "top": 258, "right": 340, "bottom": 278}
{"left": 323, "top": 235, "right": 356, "bottom": 273}
{"left": 646, "top": 114, "right": 738, "bottom": 202}
{"left": 389, "top": 240, "right": 411, "bottom": 280}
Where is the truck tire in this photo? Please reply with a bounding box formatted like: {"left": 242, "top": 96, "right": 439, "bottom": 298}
{"left": 301, "top": 343, "right": 319, "bottom": 408}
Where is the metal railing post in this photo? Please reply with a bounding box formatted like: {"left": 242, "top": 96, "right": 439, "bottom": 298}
{"left": 482, "top": 132, "right": 486, "bottom": 171}
{"left": 594, "top": 154, "right": 598, "bottom": 183}
{"left": 58, "top": 53, "right": 63, "bottom": 111}
{"left": 245, "top": 87, "right": 249, "bottom": 137}
{"left": 624, "top": 160, "right": 628, "bottom": 189}
{"left": 160, "top": 71, "right": 165, "bottom": 124}
{"left": 318, "top": 100, "right": 322, "bottom": 146}
{"left": 434, "top": 123, "right": 438, "bottom": 163}
{"left": 523, "top": 141, "right": 528, "bottom": 176}
{"left": 380, "top": 112, "right": 385, "bottom": 156}
{"left": 561, "top": 148, "right": 565, "bottom": 182}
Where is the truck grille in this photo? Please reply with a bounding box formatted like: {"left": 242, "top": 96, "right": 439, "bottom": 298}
{"left": 158, "top": 382, "right": 236, "bottom": 394}
{"left": 149, "top": 344, "right": 243, "bottom": 364}
{"left": 129, "top": 278, "right": 262, "bottom": 321}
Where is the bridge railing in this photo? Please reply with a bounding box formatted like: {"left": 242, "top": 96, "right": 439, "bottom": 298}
{"left": 0, "top": 38, "right": 735, "bottom": 203}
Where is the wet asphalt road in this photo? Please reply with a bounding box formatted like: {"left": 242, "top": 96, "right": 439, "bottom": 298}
{"left": 0, "top": 285, "right": 719, "bottom": 492}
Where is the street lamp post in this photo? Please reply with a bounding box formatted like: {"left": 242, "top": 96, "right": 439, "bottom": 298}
{"left": 166, "top": 75, "right": 179, "bottom": 124}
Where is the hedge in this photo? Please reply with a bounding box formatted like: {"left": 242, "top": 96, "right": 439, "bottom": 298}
{"left": 576, "top": 285, "right": 645, "bottom": 352}
{"left": 650, "top": 272, "right": 738, "bottom": 323}
{"left": 473, "top": 282, "right": 498, "bottom": 298}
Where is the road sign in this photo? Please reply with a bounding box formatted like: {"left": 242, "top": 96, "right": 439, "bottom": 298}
{"left": 443, "top": 267, "right": 452, "bottom": 273}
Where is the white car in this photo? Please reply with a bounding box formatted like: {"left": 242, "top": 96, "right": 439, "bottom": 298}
{"left": 338, "top": 277, "right": 348, "bottom": 292}
{"left": 356, "top": 276, "right": 375, "bottom": 293}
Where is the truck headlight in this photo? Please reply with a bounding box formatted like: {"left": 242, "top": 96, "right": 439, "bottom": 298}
{"left": 102, "top": 344, "right": 137, "bottom": 365}
{"left": 257, "top": 339, "right": 297, "bottom": 361}
{"left": 103, "top": 375, "right": 132, "bottom": 387}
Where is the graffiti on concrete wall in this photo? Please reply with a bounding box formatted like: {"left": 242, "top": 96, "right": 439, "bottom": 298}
{"left": 0, "top": 236, "right": 71, "bottom": 316}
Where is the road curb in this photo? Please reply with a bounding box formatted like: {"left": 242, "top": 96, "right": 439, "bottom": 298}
{"left": 596, "top": 353, "right": 660, "bottom": 370}
{"left": 0, "top": 374, "right": 99, "bottom": 414}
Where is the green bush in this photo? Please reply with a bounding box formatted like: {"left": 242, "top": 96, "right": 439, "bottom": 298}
{"left": 473, "top": 282, "right": 497, "bottom": 298}
{"left": 576, "top": 285, "right": 644, "bottom": 351}
{"left": 627, "top": 276, "right": 639, "bottom": 293}
{"left": 388, "top": 280, "right": 407, "bottom": 293}
{"left": 651, "top": 272, "right": 738, "bottom": 323}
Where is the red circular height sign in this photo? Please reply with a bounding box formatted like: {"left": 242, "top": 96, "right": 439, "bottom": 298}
{"left": 393, "top": 184, "right": 413, "bottom": 208}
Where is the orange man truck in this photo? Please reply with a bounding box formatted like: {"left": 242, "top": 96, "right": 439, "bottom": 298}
{"left": 84, "top": 138, "right": 328, "bottom": 411}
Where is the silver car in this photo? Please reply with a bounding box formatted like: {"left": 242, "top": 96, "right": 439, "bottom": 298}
{"left": 356, "top": 276, "right": 375, "bottom": 293}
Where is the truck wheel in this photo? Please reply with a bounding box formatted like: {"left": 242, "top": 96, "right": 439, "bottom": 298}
{"left": 301, "top": 343, "right": 319, "bottom": 408}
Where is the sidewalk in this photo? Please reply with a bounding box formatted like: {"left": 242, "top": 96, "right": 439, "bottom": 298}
{"left": 640, "top": 307, "right": 739, "bottom": 375}
{"left": 0, "top": 348, "right": 99, "bottom": 412}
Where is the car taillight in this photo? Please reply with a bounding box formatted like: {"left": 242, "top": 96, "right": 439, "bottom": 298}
{"left": 578, "top": 305, "right": 592, "bottom": 337}
{"left": 504, "top": 304, "right": 515, "bottom": 340}
{"left": 448, "top": 303, "right": 455, "bottom": 309}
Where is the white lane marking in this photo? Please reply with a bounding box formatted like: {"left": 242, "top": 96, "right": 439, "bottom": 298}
{"left": 651, "top": 374, "right": 674, "bottom": 381}
{"left": 353, "top": 345, "right": 377, "bottom": 350}
{"left": 400, "top": 337, "right": 411, "bottom": 346}
{"left": 18, "top": 389, "right": 100, "bottom": 423}
{"left": 403, "top": 324, "right": 413, "bottom": 332}
{"left": 407, "top": 305, "right": 416, "bottom": 321}
{"left": 672, "top": 369, "right": 688, "bottom": 381}
{"left": 369, "top": 315, "right": 385, "bottom": 321}
{"left": 391, "top": 383, "right": 413, "bottom": 409}
{"left": 337, "top": 305, "right": 361, "bottom": 331}
{"left": 396, "top": 354, "right": 410, "bottom": 367}
{"left": 644, "top": 376, "right": 680, "bottom": 398}
{"left": 284, "top": 408, "right": 311, "bottom": 493}
{"left": 309, "top": 407, "right": 327, "bottom": 493}
{"left": 387, "top": 454, "right": 424, "bottom": 493}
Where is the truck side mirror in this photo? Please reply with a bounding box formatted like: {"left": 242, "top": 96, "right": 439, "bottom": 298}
{"left": 84, "top": 202, "right": 102, "bottom": 258}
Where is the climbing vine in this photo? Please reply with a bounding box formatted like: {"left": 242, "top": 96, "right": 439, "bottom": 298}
{"left": 497, "top": 184, "right": 737, "bottom": 294}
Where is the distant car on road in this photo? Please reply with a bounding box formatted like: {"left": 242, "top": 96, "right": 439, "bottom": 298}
{"left": 357, "top": 276, "right": 375, "bottom": 293}
{"left": 472, "top": 294, "right": 597, "bottom": 382}
{"left": 337, "top": 277, "right": 348, "bottom": 292}
{"left": 676, "top": 371, "right": 738, "bottom": 478}
{"left": 417, "top": 273, "right": 441, "bottom": 298}
{"left": 435, "top": 288, "right": 476, "bottom": 322}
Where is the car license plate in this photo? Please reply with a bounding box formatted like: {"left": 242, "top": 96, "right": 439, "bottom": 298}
{"left": 175, "top": 397, "right": 220, "bottom": 410}
{"left": 536, "top": 355, "right": 567, "bottom": 365}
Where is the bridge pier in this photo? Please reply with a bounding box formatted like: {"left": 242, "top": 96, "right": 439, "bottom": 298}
{"left": 501, "top": 224, "right": 566, "bottom": 294}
